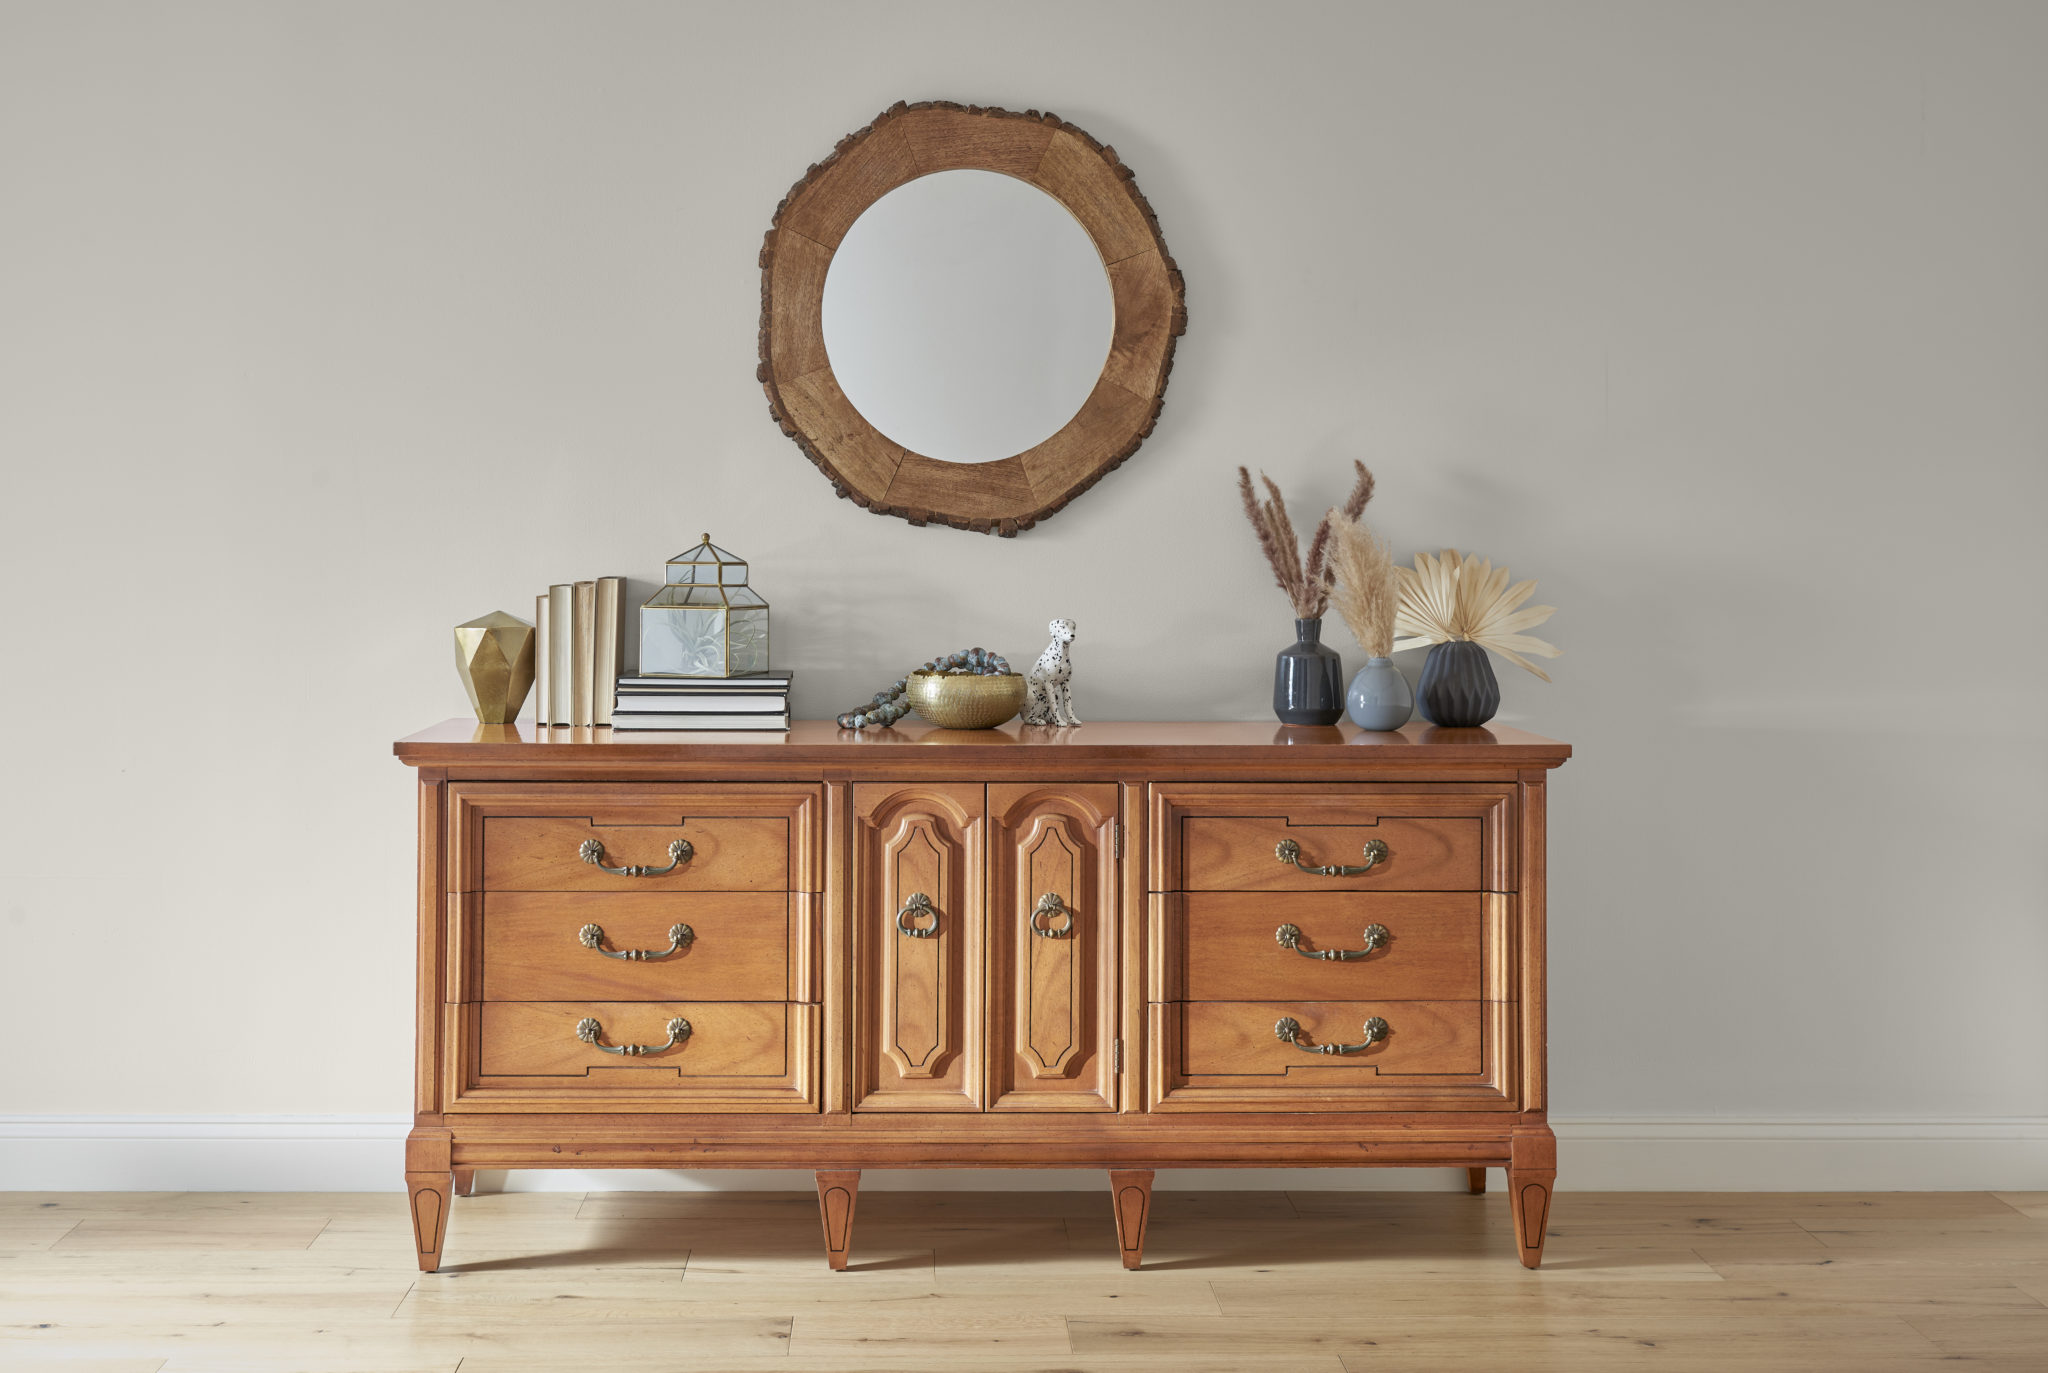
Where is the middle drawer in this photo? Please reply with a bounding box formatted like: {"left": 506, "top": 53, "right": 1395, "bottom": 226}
{"left": 1155, "top": 891, "right": 1503, "bottom": 1002}
{"left": 481, "top": 892, "right": 807, "bottom": 1002}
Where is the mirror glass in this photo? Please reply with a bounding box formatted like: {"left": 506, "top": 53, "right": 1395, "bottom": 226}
{"left": 822, "top": 170, "right": 1114, "bottom": 464}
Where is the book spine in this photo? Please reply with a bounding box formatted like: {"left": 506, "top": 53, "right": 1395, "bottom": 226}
{"left": 534, "top": 592, "right": 551, "bottom": 726}
{"left": 547, "top": 584, "right": 574, "bottom": 726}
{"left": 594, "top": 576, "right": 624, "bottom": 727}
{"left": 612, "top": 716, "right": 790, "bottom": 730}
{"left": 571, "top": 580, "right": 596, "bottom": 728}
{"left": 612, "top": 696, "right": 788, "bottom": 713}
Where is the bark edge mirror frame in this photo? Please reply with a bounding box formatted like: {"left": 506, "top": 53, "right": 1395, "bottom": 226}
{"left": 757, "top": 100, "right": 1187, "bottom": 537}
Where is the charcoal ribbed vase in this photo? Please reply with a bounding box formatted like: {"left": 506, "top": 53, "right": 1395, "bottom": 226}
{"left": 1415, "top": 640, "right": 1500, "bottom": 727}
{"left": 1273, "top": 618, "right": 1345, "bottom": 726}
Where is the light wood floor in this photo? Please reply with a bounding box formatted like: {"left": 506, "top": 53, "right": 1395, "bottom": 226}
{"left": 4, "top": 1187, "right": 2046, "bottom": 1371}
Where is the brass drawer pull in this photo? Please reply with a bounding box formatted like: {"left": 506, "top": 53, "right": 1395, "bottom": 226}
{"left": 1275, "top": 922, "right": 1389, "bottom": 961}
{"left": 1031, "top": 892, "right": 1075, "bottom": 939}
{"left": 1275, "top": 1015, "right": 1389, "bottom": 1056}
{"left": 575, "top": 1015, "right": 690, "bottom": 1056}
{"left": 577, "top": 922, "right": 694, "bottom": 961}
{"left": 578, "top": 837, "right": 693, "bottom": 877}
{"left": 1275, "top": 837, "right": 1389, "bottom": 878}
{"left": 896, "top": 891, "right": 940, "bottom": 939}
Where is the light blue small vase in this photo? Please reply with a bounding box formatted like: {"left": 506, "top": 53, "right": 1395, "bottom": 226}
{"left": 1345, "top": 656, "right": 1413, "bottom": 731}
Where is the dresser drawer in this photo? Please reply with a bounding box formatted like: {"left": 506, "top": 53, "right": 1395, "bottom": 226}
{"left": 1147, "top": 999, "right": 1518, "bottom": 1112}
{"left": 483, "top": 814, "right": 787, "bottom": 891}
{"left": 449, "top": 784, "right": 821, "bottom": 894}
{"left": 481, "top": 892, "right": 807, "bottom": 1002}
{"left": 477, "top": 1001, "right": 808, "bottom": 1083}
{"left": 1183, "top": 1000, "right": 1485, "bottom": 1076}
{"left": 1151, "top": 783, "right": 1513, "bottom": 893}
{"left": 1183, "top": 815, "right": 1483, "bottom": 892}
{"left": 1169, "top": 892, "right": 1495, "bottom": 1001}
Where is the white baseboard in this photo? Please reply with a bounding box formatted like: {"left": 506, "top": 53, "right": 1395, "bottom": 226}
{"left": 3, "top": 1115, "right": 2043, "bottom": 1192}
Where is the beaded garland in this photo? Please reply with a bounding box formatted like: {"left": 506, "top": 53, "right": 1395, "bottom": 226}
{"left": 836, "top": 647, "right": 1012, "bottom": 730}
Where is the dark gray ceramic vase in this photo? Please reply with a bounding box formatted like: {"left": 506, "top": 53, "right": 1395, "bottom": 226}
{"left": 1415, "top": 640, "right": 1500, "bottom": 727}
{"left": 1273, "top": 618, "right": 1345, "bottom": 725}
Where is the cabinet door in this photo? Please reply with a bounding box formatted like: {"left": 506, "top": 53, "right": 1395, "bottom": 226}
{"left": 987, "top": 784, "right": 1119, "bottom": 1111}
{"left": 852, "top": 784, "right": 984, "bottom": 1111}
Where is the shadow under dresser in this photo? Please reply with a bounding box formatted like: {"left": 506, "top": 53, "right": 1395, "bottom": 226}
{"left": 393, "top": 719, "right": 1570, "bottom": 1271}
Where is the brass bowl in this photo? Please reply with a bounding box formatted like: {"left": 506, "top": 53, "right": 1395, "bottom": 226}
{"left": 906, "top": 671, "right": 1026, "bottom": 729}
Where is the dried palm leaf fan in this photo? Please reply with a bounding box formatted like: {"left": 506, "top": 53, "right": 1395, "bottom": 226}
{"left": 1393, "top": 550, "right": 1560, "bottom": 727}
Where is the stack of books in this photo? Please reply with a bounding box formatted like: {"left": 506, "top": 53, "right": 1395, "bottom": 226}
{"left": 612, "top": 673, "right": 793, "bottom": 732}
{"left": 534, "top": 578, "right": 627, "bottom": 727}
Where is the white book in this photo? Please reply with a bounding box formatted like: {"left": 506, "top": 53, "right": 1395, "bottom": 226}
{"left": 619, "top": 673, "right": 793, "bottom": 687}
{"left": 534, "top": 592, "right": 551, "bottom": 725}
{"left": 571, "top": 580, "right": 596, "bottom": 727}
{"left": 614, "top": 693, "right": 788, "bottom": 713}
{"left": 547, "top": 584, "right": 574, "bottom": 726}
{"left": 594, "top": 576, "right": 625, "bottom": 727}
{"left": 611, "top": 712, "right": 790, "bottom": 731}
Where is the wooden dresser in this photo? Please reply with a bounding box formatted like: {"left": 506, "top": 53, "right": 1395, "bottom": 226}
{"left": 394, "top": 719, "right": 1569, "bottom": 1271}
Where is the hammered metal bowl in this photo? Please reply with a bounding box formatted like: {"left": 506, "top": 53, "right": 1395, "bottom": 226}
{"left": 906, "top": 671, "right": 1026, "bottom": 729}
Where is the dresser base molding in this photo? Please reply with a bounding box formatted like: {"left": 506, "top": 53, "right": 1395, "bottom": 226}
{"left": 397, "top": 720, "right": 1569, "bottom": 1272}
{"left": 404, "top": 1118, "right": 1555, "bottom": 1271}
{"left": 418, "top": 1119, "right": 1545, "bottom": 1169}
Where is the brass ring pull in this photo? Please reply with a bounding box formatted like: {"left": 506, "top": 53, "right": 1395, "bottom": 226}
{"left": 577, "top": 923, "right": 694, "bottom": 961}
{"left": 1275, "top": 836, "right": 1389, "bottom": 878}
{"left": 575, "top": 1015, "right": 691, "bottom": 1056}
{"left": 1274, "top": 922, "right": 1390, "bottom": 961}
{"left": 1275, "top": 1015, "right": 1389, "bottom": 1056}
{"left": 896, "top": 891, "right": 939, "bottom": 939}
{"left": 578, "top": 837, "right": 693, "bottom": 877}
{"left": 1031, "top": 892, "right": 1074, "bottom": 939}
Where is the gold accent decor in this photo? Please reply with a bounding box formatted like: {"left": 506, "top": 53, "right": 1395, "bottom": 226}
{"left": 1274, "top": 922, "right": 1390, "bottom": 961}
{"left": 452, "top": 611, "right": 536, "bottom": 724}
{"left": 575, "top": 1015, "right": 691, "bottom": 1056}
{"left": 1031, "top": 892, "right": 1075, "bottom": 939}
{"left": 1275, "top": 1015, "right": 1390, "bottom": 1056}
{"left": 577, "top": 922, "right": 694, "bottom": 961}
{"left": 639, "top": 534, "right": 770, "bottom": 678}
{"left": 577, "top": 837, "right": 693, "bottom": 877}
{"left": 1274, "top": 836, "right": 1389, "bottom": 877}
{"left": 895, "top": 891, "right": 939, "bottom": 939}
{"left": 906, "top": 671, "right": 1026, "bottom": 729}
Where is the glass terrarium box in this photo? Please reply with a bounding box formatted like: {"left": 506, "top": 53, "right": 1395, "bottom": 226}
{"left": 638, "top": 536, "right": 770, "bottom": 677}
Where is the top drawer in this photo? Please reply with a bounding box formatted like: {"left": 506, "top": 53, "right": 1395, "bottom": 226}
{"left": 449, "top": 784, "right": 823, "bottom": 893}
{"left": 1153, "top": 784, "right": 1514, "bottom": 893}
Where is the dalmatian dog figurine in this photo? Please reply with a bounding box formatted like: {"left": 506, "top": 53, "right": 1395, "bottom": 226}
{"left": 1022, "top": 619, "right": 1082, "bottom": 727}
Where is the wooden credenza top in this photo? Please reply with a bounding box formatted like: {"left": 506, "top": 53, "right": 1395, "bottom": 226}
{"left": 394, "top": 719, "right": 1572, "bottom": 772}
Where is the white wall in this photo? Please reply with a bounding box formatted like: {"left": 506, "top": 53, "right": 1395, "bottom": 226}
{"left": 2, "top": 1, "right": 2044, "bottom": 1183}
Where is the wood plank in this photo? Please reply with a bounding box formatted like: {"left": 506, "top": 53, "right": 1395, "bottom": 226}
{"left": 16, "top": 1192, "right": 2048, "bottom": 1373}
{"left": 50, "top": 1215, "right": 329, "bottom": 1252}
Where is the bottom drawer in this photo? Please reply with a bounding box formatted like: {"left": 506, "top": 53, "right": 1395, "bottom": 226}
{"left": 1148, "top": 1001, "right": 1518, "bottom": 1112}
{"left": 452, "top": 1002, "right": 819, "bottom": 1112}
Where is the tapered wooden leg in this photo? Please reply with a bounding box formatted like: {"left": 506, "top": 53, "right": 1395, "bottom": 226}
{"left": 405, "top": 1128, "right": 453, "bottom": 1272}
{"left": 1108, "top": 1169, "right": 1154, "bottom": 1270}
{"left": 1507, "top": 1128, "right": 1557, "bottom": 1268}
{"left": 816, "top": 1170, "right": 860, "bottom": 1271}
{"left": 1467, "top": 1167, "right": 1487, "bottom": 1194}
{"left": 452, "top": 1169, "right": 476, "bottom": 1197}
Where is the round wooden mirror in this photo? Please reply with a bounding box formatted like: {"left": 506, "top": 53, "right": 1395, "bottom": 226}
{"left": 758, "top": 101, "right": 1186, "bottom": 536}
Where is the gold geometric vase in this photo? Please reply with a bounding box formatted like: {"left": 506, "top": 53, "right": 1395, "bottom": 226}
{"left": 453, "top": 611, "right": 536, "bottom": 723}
